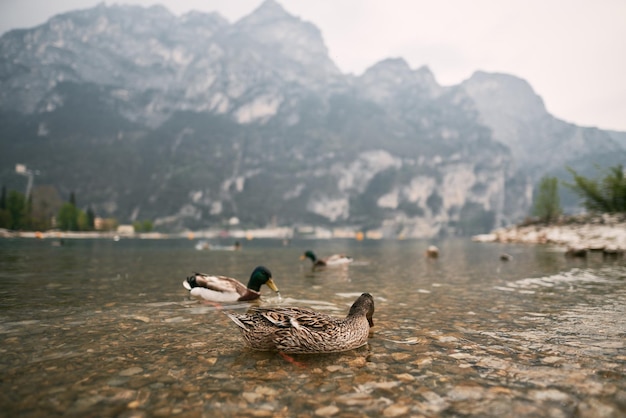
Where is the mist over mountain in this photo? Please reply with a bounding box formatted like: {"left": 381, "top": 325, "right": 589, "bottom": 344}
{"left": 1, "top": 0, "right": 623, "bottom": 237}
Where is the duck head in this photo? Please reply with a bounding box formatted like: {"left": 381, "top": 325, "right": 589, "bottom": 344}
{"left": 300, "top": 250, "right": 317, "bottom": 262}
{"left": 349, "top": 292, "right": 375, "bottom": 327}
{"left": 246, "top": 266, "right": 280, "bottom": 294}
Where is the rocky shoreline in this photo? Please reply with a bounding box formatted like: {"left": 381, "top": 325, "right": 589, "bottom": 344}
{"left": 472, "top": 214, "right": 626, "bottom": 257}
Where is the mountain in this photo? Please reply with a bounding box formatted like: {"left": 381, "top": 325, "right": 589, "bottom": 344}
{"left": 461, "top": 71, "right": 623, "bottom": 177}
{"left": 461, "top": 71, "right": 625, "bottom": 210}
{"left": 0, "top": 1, "right": 624, "bottom": 236}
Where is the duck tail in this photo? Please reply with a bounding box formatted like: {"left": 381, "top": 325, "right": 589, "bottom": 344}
{"left": 183, "top": 275, "right": 199, "bottom": 290}
{"left": 224, "top": 311, "right": 247, "bottom": 330}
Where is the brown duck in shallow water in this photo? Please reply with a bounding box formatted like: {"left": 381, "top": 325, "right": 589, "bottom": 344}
{"left": 225, "top": 293, "right": 375, "bottom": 354}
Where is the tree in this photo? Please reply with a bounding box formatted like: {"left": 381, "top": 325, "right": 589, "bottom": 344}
{"left": 30, "top": 185, "right": 63, "bottom": 231}
{"left": 86, "top": 207, "right": 96, "bottom": 230}
{"left": 57, "top": 202, "right": 78, "bottom": 231}
{"left": 0, "top": 186, "right": 9, "bottom": 228}
{"left": 57, "top": 191, "right": 93, "bottom": 231}
{"left": 532, "top": 176, "right": 561, "bottom": 223}
{"left": 133, "top": 220, "right": 154, "bottom": 233}
{"left": 25, "top": 194, "right": 34, "bottom": 230}
{"left": 0, "top": 209, "right": 10, "bottom": 229}
{"left": 565, "top": 164, "right": 626, "bottom": 213}
{"left": 0, "top": 186, "right": 6, "bottom": 210}
{"left": 77, "top": 210, "right": 90, "bottom": 231}
{"left": 6, "top": 190, "right": 27, "bottom": 230}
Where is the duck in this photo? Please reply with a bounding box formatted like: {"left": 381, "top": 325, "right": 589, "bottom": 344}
{"left": 425, "top": 245, "right": 439, "bottom": 258}
{"left": 500, "top": 252, "right": 513, "bottom": 261}
{"left": 300, "top": 250, "right": 353, "bottom": 268}
{"left": 183, "top": 266, "right": 280, "bottom": 302}
{"left": 225, "top": 293, "right": 375, "bottom": 353}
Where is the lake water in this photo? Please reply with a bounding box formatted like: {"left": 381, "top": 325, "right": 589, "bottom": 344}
{"left": 1, "top": 237, "right": 625, "bottom": 417}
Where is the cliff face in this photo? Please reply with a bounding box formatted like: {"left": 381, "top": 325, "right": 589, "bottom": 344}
{"left": 461, "top": 71, "right": 623, "bottom": 178}
{"left": 0, "top": 1, "right": 623, "bottom": 235}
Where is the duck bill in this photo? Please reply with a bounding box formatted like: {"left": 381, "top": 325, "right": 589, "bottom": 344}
{"left": 299, "top": 255, "right": 306, "bottom": 260}
{"left": 266, "top": 278, "right": 280, "bottom": 293}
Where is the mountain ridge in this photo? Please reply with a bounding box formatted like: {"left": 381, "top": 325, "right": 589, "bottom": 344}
{"left": 0, "top": 1, "right": 623, "bottom": 236}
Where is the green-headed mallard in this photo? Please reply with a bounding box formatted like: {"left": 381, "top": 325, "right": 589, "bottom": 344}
{"left": 183, "top": 266, "right": 280, "bottom": 302}
{"left": 225, "top": 293, "right": 375, "bottom": 353}
{"left": 300, "top": 250, "right": 353, "bottom": 268}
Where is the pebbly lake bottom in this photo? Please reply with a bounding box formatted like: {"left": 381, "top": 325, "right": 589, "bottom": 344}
{"left": 0, "top": 238, "right": 624, "bottom": 417}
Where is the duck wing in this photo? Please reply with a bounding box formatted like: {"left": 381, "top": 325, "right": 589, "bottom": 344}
{"left": 199, "top": 274, "right": 249, "bottom": 296}
{"left": 323, "top": 254, "right": 353, "bottom": 265}
{"left": 251, "top": 307, "right": 338, "bottom": 331}
{"left": 268, "top": 309, "right": 352, "bottom": 353}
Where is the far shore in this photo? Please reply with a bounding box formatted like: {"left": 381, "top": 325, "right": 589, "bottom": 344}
{"left": 0, "top": 229, "right": 176, "bottom": 240}
{"left": 3, "top": 214, "right": 625, "bottom": 253}
{"left": 0, "top": 226, "right": 304, "bottom": 241}
{"left": 472, "top": 214, "right": 626, "bottom": 256}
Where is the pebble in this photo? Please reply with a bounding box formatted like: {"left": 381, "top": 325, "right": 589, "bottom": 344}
{"left": 242, "top": 392, "right": 262, "bottom": 403}
{"left": 383, "top": 404, "right": 409, "bottom": 417}
{"left": 530, "top": 389, "right": 571, "bottom": 402}
{"left": 119, "top": 367, "right": 143, "bottom": 376}
{"left": 438, "top": 336, "right": 458, "bottom": 343}
{"left": 314, "top": 405, "right": 340, "bottom": 416}
{"left": 413, "top": 357, "right": 433, "bottom": 367}
{"left": 391, "top": 352, "right": 412, "bottom": 361}
{"left": 395, "top": 373, "right": 415, "bottom": 382}
{"left": 447, "top": 385, "right": 485, "bottom": 401}
{"left": 132, "top": 316, "right": 151, "bottom": 323}
{"left": 255, "top": 386, "right": 278, "bottom": 396}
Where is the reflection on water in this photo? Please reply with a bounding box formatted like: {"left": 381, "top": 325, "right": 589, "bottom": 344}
{"left": 0, "top": 238, "right": 624, "bottom": 417}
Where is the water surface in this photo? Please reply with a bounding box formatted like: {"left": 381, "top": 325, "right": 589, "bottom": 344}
{"left": 1, "top": 238, "right": 624, "bottom": 417}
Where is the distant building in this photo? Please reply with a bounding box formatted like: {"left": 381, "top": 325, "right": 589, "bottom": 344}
{"left": 95, "top": 217, "right": 119, "bottom": 231}
{"left": 332, "top": 228, "right": 358, "bottom": 239}
{"left": 117, "top": 225, "right": 135, "bottom": 235}
{"left": 365, "top": 230, "right": 383, "bottom": 240}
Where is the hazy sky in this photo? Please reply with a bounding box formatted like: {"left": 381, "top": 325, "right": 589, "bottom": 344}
{"left": 1, "top": 0, "right": 625, "bottom": 131}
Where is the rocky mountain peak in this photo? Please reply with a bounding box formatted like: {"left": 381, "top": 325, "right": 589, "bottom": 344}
{"left": 180, "top": 10, "right": 229, "bottom": 30}
{"left": 461, "top": 71, "right": 623, "bottom": 178}
{"left": 462, "top": 71, "right": 548, "bottom": 121}
{"left": 358, "top": 58, "right": 441, "bottom": 102}
{"left": 363, "top": 57, "right": 413, "bottom": 78}
{"left": 240, "top": 0, "right": 292, "bottom": 23}
{"left": 232, "top": 0, "right": 341, "bottom": 84}
{"left": 56, "top": 3, "right": 176, "bottom": 32}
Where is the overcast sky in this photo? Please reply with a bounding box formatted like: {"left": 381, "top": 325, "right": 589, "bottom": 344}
{"left": 1, "top": 0, "right": 625, "bottom": 131}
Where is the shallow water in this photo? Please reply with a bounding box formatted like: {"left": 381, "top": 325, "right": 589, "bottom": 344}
{"left": 0, "top": 238, "right": 624, "bottom": 417}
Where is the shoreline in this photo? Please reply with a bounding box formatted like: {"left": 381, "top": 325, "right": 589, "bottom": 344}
{"left": 3, "top": 214, "right": 625, "bottom": 252}
{"left": 0, "top": 229, "right": 174, "bottom": 240}
{"left": 472, "top": 214, "right": 626, "bottom": 255}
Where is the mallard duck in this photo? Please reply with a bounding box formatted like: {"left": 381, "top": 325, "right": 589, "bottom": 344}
{"left": 425, "top": 245, "right": 439, "bottom": 258}
{"left": 300, "top": 250, "right": 353, "bottom": 268}
{"left": 183, "top": 266, "right": 280, "bottom": 302}
{"left": 225, "top": 293, "right": 375, "bottom": 353}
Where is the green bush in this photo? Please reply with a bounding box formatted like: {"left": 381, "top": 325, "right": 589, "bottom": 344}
{"left": 532, "top": 176, "right": 562, "bottom": 222}
{"left": 565, "top": 164, "right": 626, "bottom": 213}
